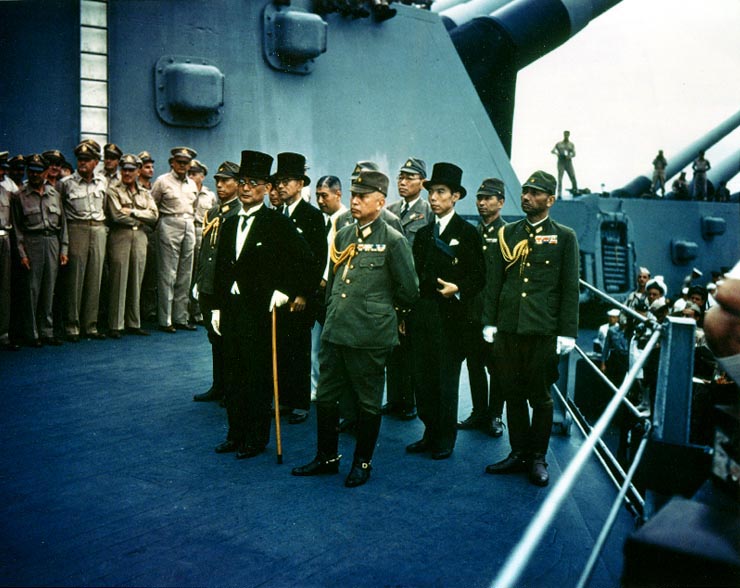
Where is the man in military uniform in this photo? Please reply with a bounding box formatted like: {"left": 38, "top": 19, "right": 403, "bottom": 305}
{"left": 293, "top": 170, "right": 419, "bottom": 487}
{"left": 137, "top": 150, "right": 157, "bottom": 322}
{"left": 151, "top": 146, "right": 199, "bottom": 332}
{"left": 42, "top": 150, "right": 67, "bottom": 191}
{"left": 691, "top": 150, "right": 711, "bottom": 200}
{"left": 0, "top": 152, "right": 17, "bottom": 191}
{"left": 651, "top": 150, "right": 667, "bottom": 198}
{"left": 8, "top": 155, "right": 25, "bottom": 189}
{"left": 406, "top": 162, "right": 486, "bottom": 460}
{"left": 11, "top": 154, "right": 69, "bottom": 346}
{"left": 0, "top": 154, "right": 18, "bottom": 350}
{"left": 188, "top": 159, "right": 217, "bottom": 325}
{"left": 60, "top": 140, "right": 108, "bottom": 341}
{"left": 384, "top": 157, "right": 433, "bottom": 420}
{"left": 335, "top": 161, "right": 404, "bottom": 233}
{"left": 274, "top": 152, "right": 325, "bottom": 424}
{"left": 192, "top": 161, "right": 241, "bottom": 403}
{"left": 482, "top": 170, "right": 579, "bottom": 486}
{"left": 551, "top": 130, "right": 577, "bottom": 198}
{"left": 103, "top": 143, "right": 123, "bottom": 186}
{"left": 105, "top": 154, "right": 159, "bottom": 338}
{"left": 211, "top": 150, "right": 314, "bottom": 459}
{"left": 458, "top": 178, "right": 507, "bottom": 437}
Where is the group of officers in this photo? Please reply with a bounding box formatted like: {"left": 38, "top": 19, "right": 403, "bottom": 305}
{"left": 0, "top": 142, "right": 580, "bottom": 489}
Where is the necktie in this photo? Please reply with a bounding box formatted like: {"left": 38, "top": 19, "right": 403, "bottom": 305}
{"left": 400, "top": 202, "right": 409, "bottom": 218}
{"left": 241, "top": 215, "right": 249, "bottom": 230}
{"left": 283, "top": 205, "right": 290, "bottom": 217}
{"left": 433, "top": 220, "right": 440, "bottom": 238}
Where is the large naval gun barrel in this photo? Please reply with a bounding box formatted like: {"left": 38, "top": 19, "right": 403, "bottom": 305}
{"left": 449, "top": 0, "right": 621, "bottom": 154}
{"left": 615, "top": 109, "right": 740, "bottom": 198}
{"left": 707, "top": 149, "right": 740, "bottom": 193}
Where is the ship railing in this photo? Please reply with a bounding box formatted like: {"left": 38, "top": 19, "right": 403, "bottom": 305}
{"left": 491, "top": 279, "right": 697, "bottom": 588}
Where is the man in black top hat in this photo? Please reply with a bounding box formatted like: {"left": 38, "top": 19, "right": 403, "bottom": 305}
{"left": 211, "top": 150, "right": 314, "bottom": 459}
{"left": 406, "top": 162, "right": 486, "bottom": 460}
{"left": 273, "top": 152, "right": 326, "bottom": 425}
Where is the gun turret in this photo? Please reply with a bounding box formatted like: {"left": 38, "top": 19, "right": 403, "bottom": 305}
{"left": 449, "top": 0, "right": 621, "bottom": 154}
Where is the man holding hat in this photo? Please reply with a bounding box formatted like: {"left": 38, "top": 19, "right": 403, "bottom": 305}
{"left": 11, "top": 154, "right": 68, "bottom": 346}
{"left": 151, "top": 146, "right": 199, "bottom": 332}
{"left": 105, "top": 154, "right": 159, "bottom": 338}
{"left": 273, "top": 152, "right": 326, "bottom": 425}
{"left": 458, "top": 177, "right": 508, "bottom": 436}
{"left": 384, "top": 157, "right": 433, "bottom": 421}
{"left": 211, "top": 150, "right": 314, "bottom": 459}
{"left": 293, "top": 169, "right": 418, "bottom": 487}
{"left": 60, "top": 139, "right": 108, "bottom": 341}
{"left": 406, "top": 162, "right": 486, "bottom": 460}
{"left": 193, "top": 161, "right": 242, "bottom": 403}
{"left": 482, "top": 170, "right": 580, "bottom": 486}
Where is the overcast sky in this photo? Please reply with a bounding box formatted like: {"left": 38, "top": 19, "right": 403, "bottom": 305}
{"left": 510, "top": 0, "right": 740, "bottom": 195}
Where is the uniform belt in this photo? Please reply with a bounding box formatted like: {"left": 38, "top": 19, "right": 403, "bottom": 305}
{"left": 162, "top": 213, "right": 194, "bottom": 219}
{"left": 112, "top": 224, "right": 141, "bottom": 231}
{"left": 68, "top": 219, "right": 105, "bottom": 226}
{"left": 28, "top": 229, "right": 58, "bottom": 236}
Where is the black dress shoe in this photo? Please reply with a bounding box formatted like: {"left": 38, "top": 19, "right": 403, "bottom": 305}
{"left": 174, "top": 323, "right": 197, "bottom": 331}
{"left": 42, "top": 337, "right": 63, "bottom": 346}
{"left": 193, "top": 387, "right": 223, "bottom": 402}
{"left": 108, "top": 330, "right": 122, "bottom": 339}
{"left": 405, "top": 439, "right": 429, "bottom": 454}
{"left": 457, "top": 413, "right": 487, "bottom": 431}
{"left": 398, "top": 405, "right": 417, "bottom": 421}
{"left": 126, "top": 327, "right": 150, "bottom": 336}
{"left": 431, "top": 448, "right": 453, "bottom": 460}
{"left": 485, "top": 452, "right": 529, "bottom": 475}
{"left": 159, "top": 325, "right": 176, "bottom": 333}
{"left": 292, "top": 454, "right": 341, "bottom": 476}
{"left": 288, "top": 410, "right": 309, "bottom": 425}
{"left": 529, "top": 456, "right": 549, "bottom": 487}
{"left": 344, "top": 460, "right": 372, "bottom": 487}
{"left": 487, "top": 417, "right": 505, "bottom": 438}
{"left": 214, "top": 440, "right": 238, "bottom": 454}
{"left": 236, "top": 444, "right": 265, "bottom": 459}
{"left": 86, "top": 332, "right": 106, "bottom": 340}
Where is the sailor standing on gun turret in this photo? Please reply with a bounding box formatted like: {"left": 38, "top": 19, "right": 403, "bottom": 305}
{"left": 551, "top": 131, "right": 577, "bottom": 198}
{"left": 482, "top": 170, "right": 580, "bottom": 487}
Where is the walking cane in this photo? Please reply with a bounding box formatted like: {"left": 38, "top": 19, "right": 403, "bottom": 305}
{"left": 271, "top": 308, "right": 283, "bottom": 464}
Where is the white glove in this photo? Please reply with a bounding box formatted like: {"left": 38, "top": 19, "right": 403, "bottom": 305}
{"left": 556, "top": 336, "right": 576, "bottom": 355}
{"left": 482, "top": 325, "right": 497, "bottom": 344}
{"left": 269, "top": 290, "right": 290, "bottom": 312}
{"left": 211, "top": 309, "right": 221, "bottom": 336}
{"left": 192, "top": 283, "right": 199, "bottom": 301}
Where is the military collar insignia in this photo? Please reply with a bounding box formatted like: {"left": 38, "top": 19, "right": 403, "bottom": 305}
{"left": 222, "top": 204, "right": 231, "bottom": 213}
{"left": 361, "top": 226, "right": 372, "bottom": 239}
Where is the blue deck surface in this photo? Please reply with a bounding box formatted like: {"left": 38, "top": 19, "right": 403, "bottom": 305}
{"left": 0, "top": 328, "right": 634, "bottom": 587}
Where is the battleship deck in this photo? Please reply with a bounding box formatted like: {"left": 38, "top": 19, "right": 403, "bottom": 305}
{"left": 0, "top": 327, "right": 634, "bottom": 587}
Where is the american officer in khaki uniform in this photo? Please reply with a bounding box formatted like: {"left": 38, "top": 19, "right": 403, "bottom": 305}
{"left": 11, "top": 154, "right": 69, "bottom": 346}
{"left": 105, "top": 154, "right": 159, "bottom": 338}
{"left": 192, "top": 161, "right": 241, "bottom": 403}
{"left": 59, "top": 140, "right": 108, "bottom": 341}
{"left": 151, "top": 146, "right": 199, "bottom": 332}
{"left": 293, "top": 170, "right": 419, "bottom": 488}
{"left": 482, "top": 170, "right": 579, "bottom": 486}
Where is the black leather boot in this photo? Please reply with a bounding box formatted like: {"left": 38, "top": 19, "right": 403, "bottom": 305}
{"left": 344, "top": 458, "right": 372, "bottom": 487}
{"left": 292, "top": 404, "right": 341, "bottom": 476}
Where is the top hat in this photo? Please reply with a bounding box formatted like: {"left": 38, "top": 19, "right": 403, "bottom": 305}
{"left": 273, "top": 152, "right": 311, "bottom": 186}
{"left": 351, "top": 170, "right": 389, "bottom": 196}
{"left": 476, "top": 177, "right": 505, "bottom": 199}
{"left": 239, "top": 150, "right": 273, "bottom": 181}
{"left": 214, "top": 161, "right": 240, "bottom": 180}
{"left": 423, "top": 162, "right": 467, "bottom": 198}
{"left": 399, "top": 157, "right": 427, "bottom": 177}
{"left": 522, "top": 170, "right": 557, "bottom": 195}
